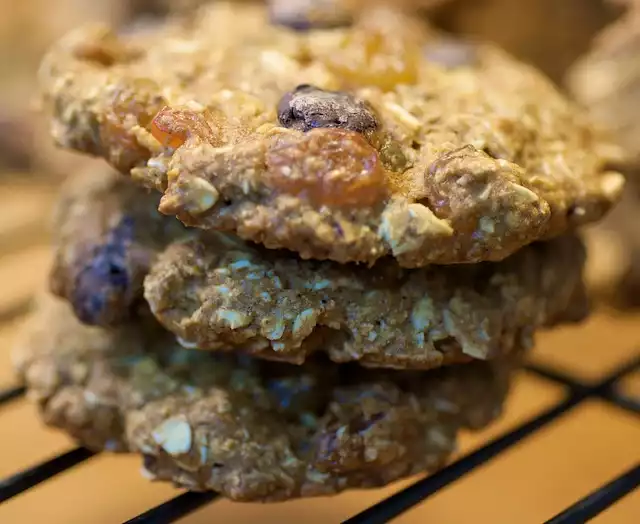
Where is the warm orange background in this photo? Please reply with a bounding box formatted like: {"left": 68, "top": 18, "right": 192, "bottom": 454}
{"left": 0, "top": 176, "right": 638, "bottom": 523}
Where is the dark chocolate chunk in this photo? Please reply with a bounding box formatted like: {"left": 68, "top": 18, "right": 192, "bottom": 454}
{"left": 277, "top": 85, "right": 378, "bottom": 133}
{"left": 71, "top": 216, "right": 134, "bottom": 325}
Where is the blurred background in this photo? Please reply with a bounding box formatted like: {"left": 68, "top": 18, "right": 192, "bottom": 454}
{"left": 0, "top": 1, "right": 638, "bottom": 522}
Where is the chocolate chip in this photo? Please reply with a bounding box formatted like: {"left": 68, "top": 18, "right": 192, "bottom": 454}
{"left": 268, "top": 0, "right": 352, "bottom": 31}
{"left": 424, "top": 39, "right": 478, "bottom": 69}
{"left": 277, "top": 85, "right": 378, "bottom": 134}
{"left": 71, "top": 216, "right": 134, "bottom": 325}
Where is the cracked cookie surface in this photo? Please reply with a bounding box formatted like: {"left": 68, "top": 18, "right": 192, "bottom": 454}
{"left": 13, "top": 294, "right": 515, "bottom": 501}
{"left": 39, "top": 2, "right": 623, "bottom": 266}
{"left": 144, "top": 233, "right": 588, "bottom": 369}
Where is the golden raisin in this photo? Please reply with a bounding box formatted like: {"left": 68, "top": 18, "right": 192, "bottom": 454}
{"left": 100, "top": 79, "right": 166, "bottom": 171}
{"left": 151, "top": 106, "right": 219, "bottom": 149}
{"left": 319, "top": 13, "right": 421, "bottom": 91}
{"left": 265, "top": 128, "right": 387, "bottom": 207}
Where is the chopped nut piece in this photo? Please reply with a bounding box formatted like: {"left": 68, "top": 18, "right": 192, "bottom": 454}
{"left": 160, "top": 175, "right": 220, "bottom": 215}
{"left": 152, "top": 417, "right": 192, "bottom": 456}
{"left": 379, "top": 200, "right": 453, "bottom": 257}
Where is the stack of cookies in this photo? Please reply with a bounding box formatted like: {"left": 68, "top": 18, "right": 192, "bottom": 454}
{"left": 14, "top": 1, "right": 623, "bottom": 501}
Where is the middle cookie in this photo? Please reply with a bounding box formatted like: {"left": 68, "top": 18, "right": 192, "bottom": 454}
{"left": 145, "top": 233, "right": 588, "bottom": 370}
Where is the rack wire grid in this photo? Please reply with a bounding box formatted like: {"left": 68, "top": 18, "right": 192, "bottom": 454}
{"left": 0, "top": 179, "right": 639, "bottom": 523}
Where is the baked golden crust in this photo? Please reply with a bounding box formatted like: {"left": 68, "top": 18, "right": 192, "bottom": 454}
{"left": 39, "top": 2, "right": 623, "bottom": 266}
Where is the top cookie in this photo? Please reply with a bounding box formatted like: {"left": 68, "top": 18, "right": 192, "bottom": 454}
{"left": 39, "top": 2, "right": 623, "bottom": 267}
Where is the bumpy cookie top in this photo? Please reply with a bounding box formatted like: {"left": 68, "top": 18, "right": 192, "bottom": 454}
{"left": 39, "top": 1, "right": 623, "bottom": 266}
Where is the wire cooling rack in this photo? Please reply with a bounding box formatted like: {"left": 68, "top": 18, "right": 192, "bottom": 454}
{"left": 0, "top": 350, "right": 638, "bottom": 523}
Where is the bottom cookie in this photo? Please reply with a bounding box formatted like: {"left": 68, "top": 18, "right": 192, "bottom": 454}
{"left": 14, "top": 295, "right": 519, "bottom": 502}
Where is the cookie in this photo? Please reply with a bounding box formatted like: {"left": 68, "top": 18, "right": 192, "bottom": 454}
{"left": 14, "top": 294, "right": 516, "bottom": 501}
{"left": 38, "top": 2, "right": 623, "bottom": 267}
{"left": 49, "top": 165, "right": 187, "bottom": 326}
{"left": 567, "top": 1, "right": 640, "bottom": 172}
{"left": 144, "top": 233, "right": 588, "bottom": 369}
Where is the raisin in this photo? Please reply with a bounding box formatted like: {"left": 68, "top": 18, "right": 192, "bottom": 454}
{"left": 265, "top": 128, "right": 387, "bottom": 207}
{"left": 100, "top": 79, "right": 166, "bottom": 171}
{"left": 71, "top": 216, "right": 134, "bottom": 325}
{"left": 268, "top": 0, "right": 352, "bottom": 31}
{"left": 151, "top": 106, "right": 219, "bottom": 149}
{"left": 320, "top": 20, "right": 421, "bottom": 91}
{"left": 277, "top": 85, "right": 377, "bottom": 134}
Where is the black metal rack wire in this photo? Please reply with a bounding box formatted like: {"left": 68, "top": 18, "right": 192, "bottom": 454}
{"left": 1, "top": 354, "right": 638, "bottom": 524}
